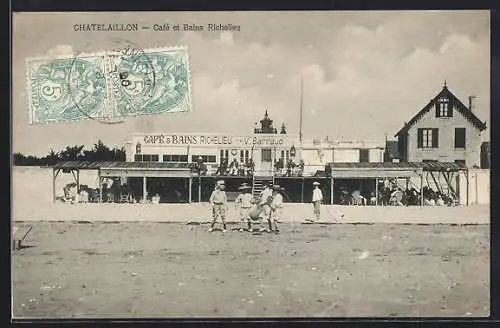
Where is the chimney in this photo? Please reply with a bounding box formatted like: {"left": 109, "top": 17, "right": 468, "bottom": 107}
{"left": 468, "top": 95, "right": 476, "bottom": 112}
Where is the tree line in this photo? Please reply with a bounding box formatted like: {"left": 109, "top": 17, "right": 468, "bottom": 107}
{"left": 13, "top": 140, "right": 126, "bottom": 166}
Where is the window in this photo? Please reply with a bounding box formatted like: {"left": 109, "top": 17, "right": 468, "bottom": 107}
{"left": 436, "top": 98, "right": 452, "bottom": 118}
{"left": 135, "top": 154, "right": 159, "bottom": 162}
{"left": 240, "top": 150, "right": 250, "bottom": 163}
{"left": 359, "top": 149, "right": 370, "bottom": 163}
{"left": 417, "top": 128, "right": 439, "bottom": 148}
{"left": 454, "top": 128, "right": 466, "bottom": 149}
{"left": 220, "top": 150, "right": 229, "bottom": 161}
{"left": 261, "top": 148, "right": 272, "bottom": 162}
{"left": 280, "top": 150, "right": 290, "bottom": 162}
{"left": 455, "top": 160, "right": 466, "bottom": 165}
{"left": 192, "top": 155, "right": 216, "bottom": 163}
{"left": 143, "top": 154, "right": 159, "bottom": 162}
{"left": 163, "top": 155, "right": 188, "bottom": 162}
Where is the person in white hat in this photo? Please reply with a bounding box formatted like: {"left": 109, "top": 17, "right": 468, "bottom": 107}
{"left": 309, "top": 181, "right": 323, "bottom": 222}
{"left": 208, "top": 180, "right": 228, "bottom": 232}
{"left": 234, "top": 183, "right": 255, "bottom": 232}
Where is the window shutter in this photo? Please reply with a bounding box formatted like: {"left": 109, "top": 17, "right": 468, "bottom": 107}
{"left": 447, "top": 102, "right": 453, "bottom": 117}
{"left": 432, "top": 128, "right": 439, "bottom": 148}
{"left": 435, "top": 101, "right": 440, "bottom": 117}
{"left": 455, "top": 128, "right": 466, "bottom": 148}
{"left": 417, "top": 129, "right": 423, "bottom": 148}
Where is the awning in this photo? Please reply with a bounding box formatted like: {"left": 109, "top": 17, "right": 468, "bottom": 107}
{"left": 325, "top": 161, "right": 467, "bottom": 179}
{"left": 53, "top": 161, "right": 192, "bottom": 178}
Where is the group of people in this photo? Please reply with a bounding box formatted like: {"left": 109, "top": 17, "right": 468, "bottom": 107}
{"left": 333, "top": 183, "right": 458, "bottom": 207}
{"left": 274, "top": 158, "right": 305, "bottom": 177}
{"left": 208, "top": 180, "right": 328, "bottom": 233}
{"left": 208, "top": 180, "right": 283, "bottom": 233}
{"left": 215, "top": 158, "right": 255, "bottom": 177}
{"left": 422, "top": 186, "right": 457, "bottom": 206}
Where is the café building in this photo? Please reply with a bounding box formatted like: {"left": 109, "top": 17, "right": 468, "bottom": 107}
{"left": 119, "top": 111, "right": 385, "bottom": 203}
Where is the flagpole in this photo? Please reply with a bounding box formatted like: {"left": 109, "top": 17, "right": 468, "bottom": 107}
{"left": 299, "top": 76, "right": 304, "bottom": 162}
{"left": 299, "top": 76, "right": 303, "bottom": 144}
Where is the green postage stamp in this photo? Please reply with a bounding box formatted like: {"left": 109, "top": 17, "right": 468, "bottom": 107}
{"left": 26, "top": 46, "right": 192, "bottom": 124}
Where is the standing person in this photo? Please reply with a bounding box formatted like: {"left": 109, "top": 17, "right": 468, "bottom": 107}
{"left": 209, "top": 180, "right": 228, "bottom": 233}
{"left": 307, "top": 181, "right": 323, "bottom": 222}
{"left": 259, "top": 183, "right": 273, "bottom": 231}
{"left": 269, "top": 185, "right": 283, "bottom": 233}
{"left": 234, "top": 183, "right": 254, "bottom": 232}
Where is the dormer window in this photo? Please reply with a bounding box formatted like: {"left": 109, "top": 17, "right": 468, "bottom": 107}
{"left": 436, "top": 97, "right": 452, "bottom": 118}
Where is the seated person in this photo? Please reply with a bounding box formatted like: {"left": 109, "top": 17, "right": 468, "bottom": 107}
{"left": 151, "top": 193, "right": 161, "bottom": 204}
{"left": 79, "top": 188, "right": 89, "bottom": 203}
{"left": 369, "top": 192, "right": 377, "bottom": 205}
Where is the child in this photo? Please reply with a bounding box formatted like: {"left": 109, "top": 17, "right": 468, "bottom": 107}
{"left": 269, "top": 185, "right": 283, "bottom": 233}
{"left": 234, "top": 183, "right": 255, "bottom": 232}
{"left": 208, "top": 180, "right": 228, "bottom": 232}
{"left": 259, "top": 183, "right": 273, "bottom": 231}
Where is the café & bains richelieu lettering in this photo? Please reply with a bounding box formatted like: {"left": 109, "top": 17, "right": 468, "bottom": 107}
{"left": 142, "top": 134, "right": 286, "bottom": 146}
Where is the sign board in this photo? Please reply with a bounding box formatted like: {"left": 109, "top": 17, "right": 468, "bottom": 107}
{"left": 139, "top": 134, "right": 296, "bottom": 148}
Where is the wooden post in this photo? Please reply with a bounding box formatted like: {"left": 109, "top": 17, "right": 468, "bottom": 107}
{"left": 420, "top": 173, "right": 424, "bottom": 206}
{"left": 76, "top": 170, "right": 80, "bottom": 191}
{"left": 198, "top": 176, "right": 202, "bottom": 203}
{"left": 188, "top": 177, "right": 192, "bottom": 203}
{"left": 301, "top": 178, "right": 305, "bottom": 203}
{"left": 143, "top": 176, "right": 147, "bottom": 204}
{"left": 52, "top": 168, "right": 56, "bottom": 203}
{"left": 330, "top": 177, "right": 334, "bottom": 205}
{"left": 475, "top": 171, "right": 478, "bottom": 205}
{"left": 375, "top": 178, "right": 378, "bottom": 206}
{"left": 406, "top": 177, "right": 409, "bottom": 191}
{"left": 466, "top": 170, "right": 469, "bottom": 206}
{"left": 98, "top": 176, "right": 103, "bottom": 203}
{"left": 76, "top": 169, "right": 80, "bottom": 203}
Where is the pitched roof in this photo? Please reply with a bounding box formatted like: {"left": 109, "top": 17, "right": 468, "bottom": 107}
{"left": 395, "top": 85, "right": 487, "bottom": 137}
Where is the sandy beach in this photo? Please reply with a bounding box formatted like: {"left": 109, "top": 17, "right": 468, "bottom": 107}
{"left": 12, "top": 221, "right": 489, "bottom": 318}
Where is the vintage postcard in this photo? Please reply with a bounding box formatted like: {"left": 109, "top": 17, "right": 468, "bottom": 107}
{"left": 11, "top": 11, "right": 490, "bottom": 319}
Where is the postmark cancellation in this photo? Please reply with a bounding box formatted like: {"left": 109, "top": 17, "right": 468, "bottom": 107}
{"left": 26, "top": 45, "right": 192, "bottom": 124}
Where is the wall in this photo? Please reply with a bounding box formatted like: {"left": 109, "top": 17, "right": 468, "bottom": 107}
{"left": 407, "top": 105, "right": 484, "bottom": 167}
{"left": 12, "top": 166, "right": 100, "bottom": 208}
{"left": 400, "top": 169, "right": 489, "bottom": 205}
{"left": 333, "top": 149, "right": 359, "bottom": 163}
{"left": 458, "top": 169, "right": 490, "bottom": 205}
{"left": 12, "top": 166, "right": 489, "bottom": 218}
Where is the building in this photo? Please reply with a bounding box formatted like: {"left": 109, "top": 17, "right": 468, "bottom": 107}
{"left": 51, "top": 110, "right": 476, "bottom": 206}
{"left": 125, "top": 111, "right": 385, "bottom": 176}
{"left": 114, "top": 111, "right": 384, "bottom": 203}
{"left": 394, "top": 82, "right": 487, "bottom": 168}
{"left": 480, "top": 141, "right": 490, "bottom": 169}
{"left": 383, "top": 139, "right": 399, "bottom": 163}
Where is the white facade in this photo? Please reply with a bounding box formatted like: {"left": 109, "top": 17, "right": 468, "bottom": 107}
{"left": 397, "top": 85, "right": 487, "bottom": 168}
{"left": 405, "top": 106, "right": 483, "bottom": 167}
{"left": 125, "top": 132, "right": 384, "bottom": 175}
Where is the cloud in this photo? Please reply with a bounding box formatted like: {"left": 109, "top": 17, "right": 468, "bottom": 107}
{"left": 219, "top": 32, "right": 234, "bottom": 45}
{"left": 12, "top": 11, "right": 490, "bottom": 156}
{"left": 45, "top": 44, "right": 74, "bottom": 57}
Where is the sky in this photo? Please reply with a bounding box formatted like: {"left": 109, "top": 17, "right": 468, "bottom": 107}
{"left": 12, "top": 11, "right": 490, "bottom": 156}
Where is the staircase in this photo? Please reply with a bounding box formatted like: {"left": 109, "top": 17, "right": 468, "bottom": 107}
{"left": 252, "top": 172, "right": 274, "bottom": 200}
